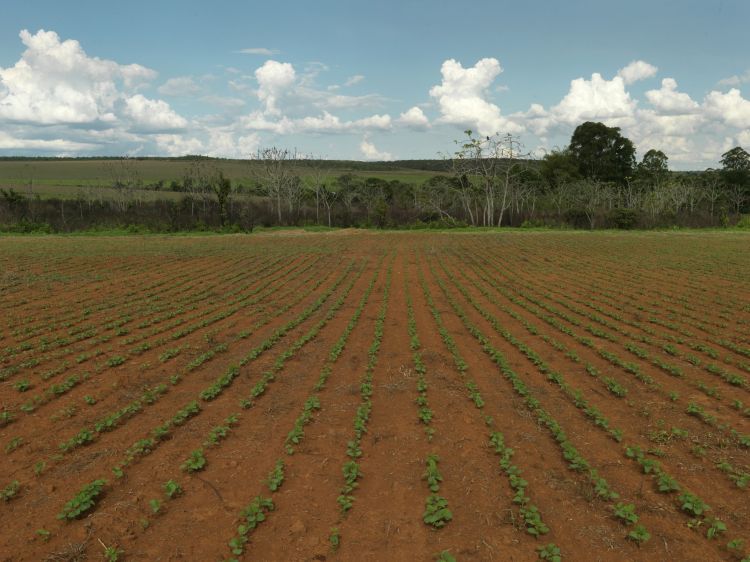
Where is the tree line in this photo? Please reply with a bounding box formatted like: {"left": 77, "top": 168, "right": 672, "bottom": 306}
{"left": 1, "top": 122, "right": 749, "bottom": 232}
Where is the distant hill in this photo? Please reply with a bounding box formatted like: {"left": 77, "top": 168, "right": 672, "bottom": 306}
{"left": 0, "top": 155, "right": 450, "bottom": 171}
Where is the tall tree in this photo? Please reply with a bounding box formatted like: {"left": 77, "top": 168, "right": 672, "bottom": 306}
{"left": 568, "top": 121, "right": 636, "bottom": 185}
{"left": 539, "top": 149, "right": 580, "bottom": 189}
{"left": 450, "top": 130, "right": 527, "bottom": 226}
{"left": 637, "top": 149, "right": 669, "bottom": 185}
{"left": 720, "top": 146, "right": 750, "bottom": 188}
{"left": 252, "top": 147, "right": 298, "bottom": 224}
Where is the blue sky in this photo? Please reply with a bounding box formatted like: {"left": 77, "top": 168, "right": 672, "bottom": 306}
{"left": 0, "top": 0, "right": 749, "bottom": 168}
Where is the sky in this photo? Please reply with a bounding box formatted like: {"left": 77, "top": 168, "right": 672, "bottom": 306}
{"left": 0, "top": 0, "right": 749, "bottom": 169}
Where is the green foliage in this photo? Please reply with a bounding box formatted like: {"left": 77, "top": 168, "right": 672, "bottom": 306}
{"left": 266, "top": 459, "right": 285, "bottom": 492}
{"left": 181, "top": 449, "right": 206, "bottom": 473}
{"left": 0, "top": 409, "right": 14, "bottom": 427}
{"left": 637, "top": 149, "right": 669, "bottom": 184}
{"left": 228, "top": 496, "right": 274, "bottom": 556}
{"left": 679, "top": 492, "right": 710, "bottom": 516}
{"left": 149, "top": 498, "right": 161, "bottom": 514}
{"left": 5, "top": 436, "right": 23, "bottom": 453}
{"left": 720, "top": 146, "right": 750, "bottom": 187}
{"left": 285, "top": 396, "right": 320, "bottom": 454}
{"left": 613, "top": 503, "right": 639, "bottom": 525}
{"left": 727, "top": 538, "right": 745, "bottom": 551}
{"left": 13, "top": 379, "right": 31, "bottom": 392}
{"left": 329, "top": 527, "right": 340, "bottom": 551}
{"left": 107, "top": 355, "right": 126, "bottom": 367}
{"left": 540, "top": 148, "right": 580, "bottom": 188}
{"left": 57, "top": 479, "right": 107, "bottom": 520}
{"left": 628, "top": 525, "right": 651, "bottom": 544}
{"left": 423, "top": 494, "right": 452, "bottom": 528}
{"left": 603, "top": 377, "right": 627, "bottom": 397}
{"left": 423, "top": 454, "right": 443, "bottom": 493}
{"left": 608, "top": 208, "right": 639, "bottom": 230}
{"left": 569, "top": 121, "right": 636, "bottom": 184}
{"left": 706, "top": 518, "right": 726, "bottom": 539}
{"left": 59, "top": 429, "right": 94, "bottom": 452}
{"left": 521, "top": 505, "right": 550, "bottom": 537}
{"left": 171, "top": 400, "right": 200, "bottom": 426}
{"left": 656, "top": 472, "right": 681, "bottom": 493}
{"left": 204, "top": 414, "right": 239, "bottom": 447}
{"left": 537, "top": 543, "right": 562, "bottom": 562}
{"left": 1, "top": 480, "right": 20, "bottom": 501}
{"left": 164, "top": 480, "right": 182, "bottom": 499}
{"left": 337, "top": 494, "right": 354, "bottom": 513}
{"left": 102, "top": 544, "right": 124, "bottom": 562}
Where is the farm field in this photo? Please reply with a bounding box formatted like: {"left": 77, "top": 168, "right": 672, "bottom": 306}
{"left": 0, "top": 159, "right": 439, "bottom": 200}
{"left": 0, "top": 230, "right": 749, "bottom": 562}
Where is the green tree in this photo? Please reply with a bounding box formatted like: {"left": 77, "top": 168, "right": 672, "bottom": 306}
{"left": 212, "top": 173, "right": 232, "bottom": 227}
{"left": 539, "top": 149, "right": 580, "bottom": 189}
{"left": 568, "top": 121, "right": 636, "bottom": 185}
{"left": 637, "top": 149, "right": 669, "bottom": 185}
{"left": 720, "top": 146, "right": 750, "bottom": 188}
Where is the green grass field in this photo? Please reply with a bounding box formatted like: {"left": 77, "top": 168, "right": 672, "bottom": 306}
{"left": 0, "top": 159, "right": 442, "bottom": 200}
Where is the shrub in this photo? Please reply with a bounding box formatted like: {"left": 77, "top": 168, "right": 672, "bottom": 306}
{"left": 608, "top": 208, "right": 639, "bottom": 229}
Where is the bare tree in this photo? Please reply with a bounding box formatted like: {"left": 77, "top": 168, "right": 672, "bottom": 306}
{"left": 181, "top": 160, "right": 235, "bottom": 226}
{"left": 664, "top": 180, "right": 689, "bottom": 215}
{"left": 449, "top": 130, "right": 528, "bottom": 226}
{"left": 726, "top": 183, "right": 747, "bottom": 215}
{"left": 415, "top": 176, "right": 460, "bottom": 224}
{"left": 701, "top": 172, "right": 724, "bottom": 219}
{"left": 302, "top": 156, "right": 330, "bottom": 225}
{"left": 621, "top": 178, "right": 644, "bottom": 210}
{"left": 575, "top": 179, "right": 609, "bottom": 229}
{"left": 106, "top": 157, "right": 141, "bottom": 212}
{"left": 319, "top": 184, "right": 338, "bottom": 227}
{"left": 252, "top": 147, "right": 298, "bottom": 224}
{"left": 182, "top": 160, "right": 214, "bottom": 219}
{"left": 549, "top": 181, "right": 574, "bottom": 219}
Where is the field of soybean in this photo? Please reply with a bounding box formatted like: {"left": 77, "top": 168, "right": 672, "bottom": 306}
{"left": 0, "top": 230, "right": 748, "bottom": 561}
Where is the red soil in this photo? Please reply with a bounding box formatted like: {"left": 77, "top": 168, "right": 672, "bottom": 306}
{"left": 0, "top": 231, "right": 748, "bottom": 562}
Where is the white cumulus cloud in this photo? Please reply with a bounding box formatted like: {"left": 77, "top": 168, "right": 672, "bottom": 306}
{"left": 158, "top": 76, "right": 202, "bottom": 97}
{"left": 644, "top": 78, "right": 700, "bottom": 114}
{"left": 703, "top": 88, "right": 750, "bottom": 129}
{"left": 344, "top": 74, "right": 365, "bottom": 87}
{"left": 429, "top": 58, "right": 520, "bottom": 136}
{"left": 0, "top": 131, "right": 96, "bottom": 152}
{"left": 237, "top": 47, "right": 280, "bottom": 56}
{"left": 359, "top": 137, "right": 393, "bottom": 161}
{"left": 255, "top": 60, "right": 296, "bottom": 115}
{"left": 123, "top": 94, "right": 188, "bottom": 132}
{"left": 718, "top": 70, "right": 750, "bottom": 87}
{"left": 0, "top": 29, "right": 156, "bottom": 125}
{"left": 397, "top": 106, "right": 429, "bottom": 129}
{"left": 153, "top": 134, "right": 205, "bottom": 156}
{"left": 550, "top": 72, "right": 636, "bottom": 126}
{"left": 240, "top": 110, "right": 391, "bottom": 135}
{"left": 205, "top": 129, "right": 260, "bottom": 158}
{"left": 617, "top": 60, "right": 658, "bottom": 85}
{"left": 353, "top": 114, "right": 391, "bottom": 130}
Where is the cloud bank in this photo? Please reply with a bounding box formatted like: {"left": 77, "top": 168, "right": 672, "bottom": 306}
{"left": 1, "top": 30, "right": 749, "bottom": 168}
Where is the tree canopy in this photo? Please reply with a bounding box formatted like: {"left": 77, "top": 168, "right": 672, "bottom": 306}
{"left": 637, "top": 149, "right": 669, "bottom": 185}
{"left": 568, "top": 121, "right": 636, "bottom": 185}
{"left": 720, "top": 146, "right": 750, "bottom": 187}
